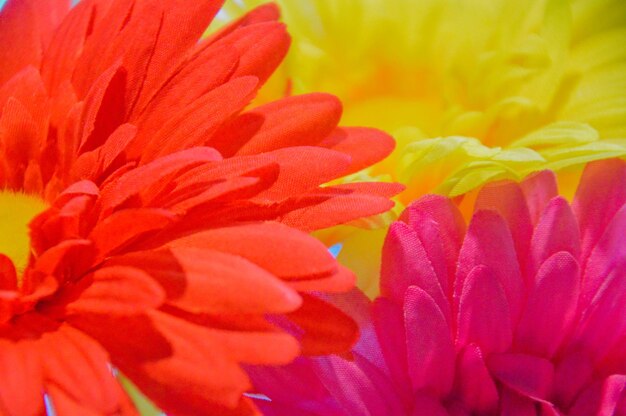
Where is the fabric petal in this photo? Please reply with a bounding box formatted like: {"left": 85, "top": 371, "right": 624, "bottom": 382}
{"left": 404, "top": 286, "right": 454, "bottom": 397}
{"left": 381, "top": 222, "right": 449, "bottom": 320}
{"left": 515, "top": 251, "right": 580, "bottom": 358}
{"left": 62, "top": 266, "right": 165, "bottom": 315}
{"left": 455, "top": 210, "right": 524, "bottom": 324}
{"left": 528, "top": 197, "right": 581, "bottom": 278}
{"left": 572, "top": 159, "right": 626, "bottom": 262}
{"left": 488, "top": 352, "right": 554, "bottom": 400}
{"left": 457, "top": 265, "right": 513, "bottom": 354}
{"left": 168, "top": 222, "right": 338, "bottom": 281}
{"left": 285, "top": 294, "right": 358, "bottom": 356}
{"left": 0, "top": 338, "right": 44, "bottom": 416}
{"left": 114, "top": 248, "right": 302, "bottom": 315}
{"left": 456, "top": 344, "right": 499, "bottom": 414}
{"left": 520, "top": 170, "right": 558, "bottom": 226}
{"left": 475, "top": 180, "right": 533, "bottom": 273}
{"left": 40, "top": 323, "right": 123, "bottom": 415}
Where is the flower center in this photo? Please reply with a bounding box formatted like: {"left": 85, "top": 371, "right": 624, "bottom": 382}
{"left": 0, "top": 190, "right": 46, "bottom": 272}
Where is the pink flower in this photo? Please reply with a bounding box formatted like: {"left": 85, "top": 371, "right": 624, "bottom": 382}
{"left": 248, "top": 159, "right": 626, "bottom": 415}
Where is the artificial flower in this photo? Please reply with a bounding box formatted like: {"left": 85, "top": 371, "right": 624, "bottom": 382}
{"left": 248, "top": 158, "right": 626, "bottom": 415}
{"left": 220, "top": 0, "right": 626, "bottom": 195}
{"left": 0, "top": 0, "right": 400, "bottom": 415}
{"left": 218, "top": 0, "right": 626, "bottom": 294}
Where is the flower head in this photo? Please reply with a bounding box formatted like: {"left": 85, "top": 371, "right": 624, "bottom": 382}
{"left": 219, "top": 0, "right": 626, "bottom": 295}
{"left": 0, "top": 0, "right": 400, "bottom": 414}
{"left": 248, "top": 159, "right": 626, "bottom": 415}
{"left": 221, "top": 0, "right": 626, "bottom": 196}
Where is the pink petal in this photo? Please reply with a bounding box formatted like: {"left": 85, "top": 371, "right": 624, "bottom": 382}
{"left": 351, "top": 353, "right": 408, "bottom": 414}
{"left": 372, "top": 298, "right": 412, "bottom": 392}
{"left": 572, "top": 159, "right": 626, "bottom": 263}
{"left": 569, "top": 380, "right": 605, "bottom": 416}
{"left": 515, "top": 251, "right": 580, "bottom": 358}
{"left": 404, "top": 286, "right": 454, "bottom": 397}
{"left": 572, "top": 261, "right": 626, "bottom": 364}
{"left": 488, "top": 352, "right": 554, "bottom": 400}
{"left": 400, "top": 195, "right": 466, "bottom": 281}
{"left": 456, "top": 343, "right": 499, "bottom": 414}
{"left": 499, "top": 388, "right": 539, "bottom": 416}
{"left": 553, "top": 351, "right": 595, "bottom": 410}
{"left": 381, "top": 222, "right": 449, "bottom": 321}
{"left": 455, "top": 210, "right": 524, "bottom": 324}
{"left": 314, "top": 355, "right": 397, "bottom": 416}
{"left": 520, "top": 170, "right": 558, "bottom": 226}
{"left": 528, "top": 197, "right": 580, "bottom": 279}
{"left": 410, "top": 217, "right": 453, "bottom": 300}
{"left": 247, "top": 358, "right": 344, "bottom": 416}
{"left": 597, "top": 375, "right": 626, "bottom": 416}
{"left": 457, "top": 265, "right": 513, "bottom": 354}
{"left": 475, "top": 180, "right": 533, "bottom": 274}
{"left": 323, "top": 290, "right": 385, "bottom": 368}
{"left": 580, "top": 205, "right": 626, "bottom": 312}
{"left": 411, "top": 393, "right": 448, "bottom": 416}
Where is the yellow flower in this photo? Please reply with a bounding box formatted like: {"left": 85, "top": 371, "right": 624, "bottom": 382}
{"left": 217, "top": 0, "right": 626, "bottom": 295}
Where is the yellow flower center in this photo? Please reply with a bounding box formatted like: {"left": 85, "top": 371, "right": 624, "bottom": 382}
{"left": 0, "top": 191, "right": 46, "bottom": 272}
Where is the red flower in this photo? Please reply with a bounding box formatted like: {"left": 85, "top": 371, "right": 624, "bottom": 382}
{"left": 0, "top": 1, "right": 401, "bottom": 415}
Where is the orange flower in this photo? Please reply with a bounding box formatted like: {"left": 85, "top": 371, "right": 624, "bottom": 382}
{"left": 0, "top": 1, "right": 400, "bottom": 415}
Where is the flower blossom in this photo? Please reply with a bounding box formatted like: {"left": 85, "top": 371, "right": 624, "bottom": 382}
{"left": 249, "top": 159, "right": 626, "bottom": 416}
{"left": 0, "top": 0, "right": 400, "bottom": 414}
{"left": 218, "top": 0, "right": 626, "bottom": 294}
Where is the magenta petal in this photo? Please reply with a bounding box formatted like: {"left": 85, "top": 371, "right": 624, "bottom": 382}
{"left": 573, "top": 159, "right": 626, "bottom": 262}
{"left": 325, "top": 290, "right": 384, "bottom": 369}
{"left": 372, "top": 298, "right": 412, "bottom": 392}
{"left": 572, "top": 261, "right": 626, "bottom": 363}
{"left": 580, "top": 205, "right": 626, "bottom": 312}
{"left": 475, "top": 180, "right": 533, "bottom": 274}
{"left": 381, "top": 222, "right": 449, "bottom": 321}
{"left": 499, "top": 388, "right": 539, "bottom": 416}
{"left": 404, "top": 286, "right": 454, "bottom": 397}
{"left": 528, "top": 197, "right": 581, "bottom": 278}
{"left": 553, "top": 351, "right": 595, "bottom": 410}
{"left": 411, "top": 217, "right": 452, "bottom": 299}
{"left": 247, "top": 359, "right": 343, "bottom": 416}
{"left": 455, "top": 210, "right": 523, "bottom": 324}
{"left": 488, "top": 352, "right": 554, "bottom": 400}
{"left": 401, "top": 195, "right": 466, "bottom": 279}
{"left": 314, "top": 356, "right": 392, "bottom": 416}
{"left": 457, "top": 265, "right": 512, "bottom": 354}
{"left": 597, "top": 375, "right": 626, "bottom": 416}
{"left": 540, "top": 402, "right": 562, "bottom": 416}
{"left": 569, "top": 380, "right": 605, "bottom": 416}
{"left": 351, "top": 353, "right": 409, "bottom": 415}
{"left": 456, "top": 343, "right": 499, "bottom": 413}
{"left": 520, "top": 170, "right": 558, "bottom": 226}
{"left": 411, "top": 393, "right": 449, "bottom": 416}
{"left": 515, "top": 251, "right": 580, "bottom": 358}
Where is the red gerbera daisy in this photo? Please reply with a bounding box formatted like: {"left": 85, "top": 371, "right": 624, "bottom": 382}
{"left": 0, "top": 1, "right": 401, "bottom": 415}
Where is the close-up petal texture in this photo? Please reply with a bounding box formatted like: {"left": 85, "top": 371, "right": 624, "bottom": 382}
{"left": 248, "top": 158, "right": 626, "bottom": 416}
{"left": 0, "top": 1, "right": 400, "bottom": 414}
